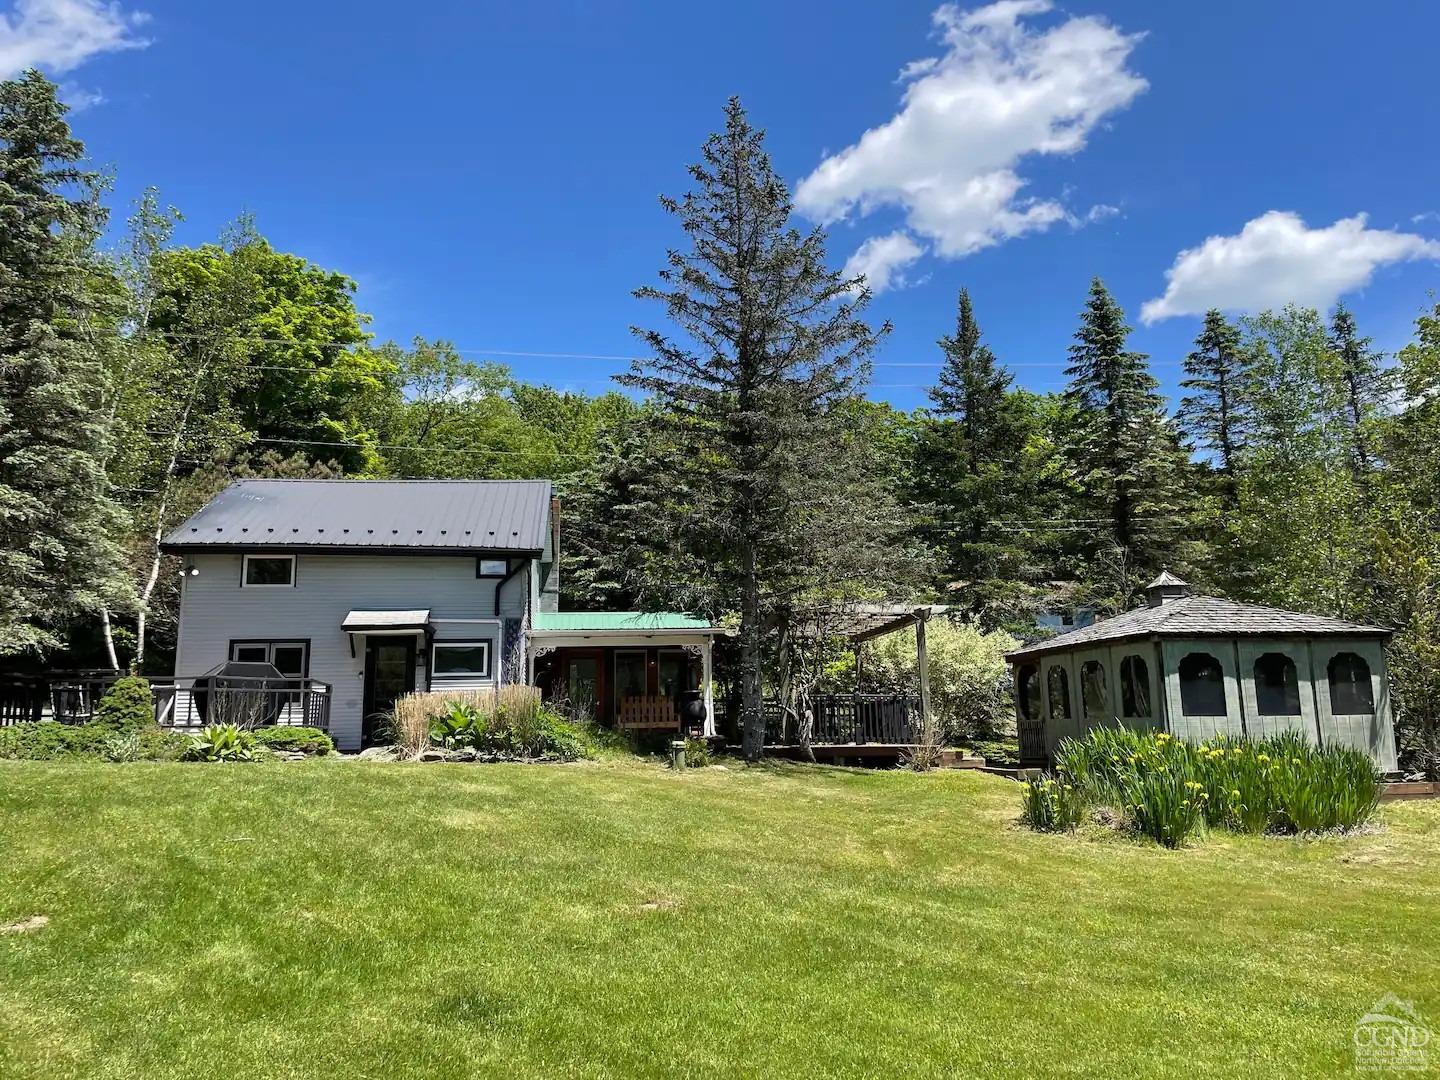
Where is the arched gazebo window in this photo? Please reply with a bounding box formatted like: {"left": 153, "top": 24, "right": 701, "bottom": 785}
{"left": 1254, "top": 652, "right": 1301, "bottom": 716}
{"left": 1179, "top": 652, "right": 1226, "bottom": 716}
{"left": 1047, "top": 666, "right": 1071, "bottom": 720}
{"left": 1328, "top": 652, "right": 1374, "bottom": 715}
{"left": 1017, "top": 664, "right": 1041, "bottom": 723}
{"left": 1081, "top": 660, "right": 1108, "bottom": 720}
{"left": 1120, "top": 654, "right": 1151, "bottom": 719}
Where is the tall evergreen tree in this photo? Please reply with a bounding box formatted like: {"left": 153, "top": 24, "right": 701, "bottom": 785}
{"left": 624, "top": 99, "right": 911, "bottom": 759}
{"left": 916, "top": 288, "right": 1036, "bottom": 625}
{"left": 1063, "top": 278, "right": 1191, "bottom": 600}
{"left": 1328, "top": 304, "right": 1390, "bottom": 477}
{"left": 1178, "top": 309, "right": 1251, "bottom": 506}
{"left": 0, "top": 72, "right": 125, "bottom": 655}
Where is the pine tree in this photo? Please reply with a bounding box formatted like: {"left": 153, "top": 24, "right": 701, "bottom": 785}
{"left": 1328, "top": 304, "right": 1390, "bottom": 477}
{"left": 624, "top": 99, "right": 908, "bottom": 759}
{"left": 1063, "top": 278, "right": 1190, "bottom": 598}
{"left": 1178, "top": 309, "right": 1251, "bottom": 506}
{"left": 916, "top": 288, "right": 1036, "bottom": 625}
{"left": 0, "top": 72, "right": 125, "bottom": 655}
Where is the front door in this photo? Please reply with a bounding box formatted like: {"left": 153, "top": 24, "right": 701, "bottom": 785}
{"left": 362, "top": 637, "right": 416, "bottom": 746}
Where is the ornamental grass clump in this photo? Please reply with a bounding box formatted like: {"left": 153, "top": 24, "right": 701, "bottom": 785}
{"left": 1029, "top": 727, "right": 1382, "bottom": 845}
{"left": 1019, "top": 775, "right": 1085, "bottom": 833}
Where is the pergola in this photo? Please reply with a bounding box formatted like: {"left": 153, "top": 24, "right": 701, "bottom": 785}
{"left": 790, "top": 602, "right": 948, "bottom": 726}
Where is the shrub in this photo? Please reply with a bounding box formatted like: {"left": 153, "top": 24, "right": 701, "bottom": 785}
{"left": 682, "top": 737, "right": 711, "bottom": 768}
{"left": 1020, "top": 776, "right": 1085, "bottom": 832}
{"left": 860, "top": 619, "right": 1019, "bottom": 740}
{"left": 0, "top": 721, "right": 190, "bottom": 761}
{"left": 184, "top": 724, "right": 256, "bottom": 763}
{"left": 91, "top": 675, "right": 154, "bottom": 732}
{"left": 252, "top": 726, "right": 334, "bottom": 756}
{"left": 0, "top": 722, "right": 111, "bottom": 760}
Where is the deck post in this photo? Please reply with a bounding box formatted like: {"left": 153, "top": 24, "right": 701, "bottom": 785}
{"left": 702, "top": 639, "right": 715, "bottom": 737}
{"left": 915, "top": 610, "right": 931, "bottom": 740}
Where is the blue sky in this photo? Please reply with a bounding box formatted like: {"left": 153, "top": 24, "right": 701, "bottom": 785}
{"left": 8, "top": 0, "right": 1440, "bottom": 410}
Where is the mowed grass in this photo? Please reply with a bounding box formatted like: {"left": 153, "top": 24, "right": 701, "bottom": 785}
{"left": 1, "top": 758, "right": 1437, "bottom": 1079}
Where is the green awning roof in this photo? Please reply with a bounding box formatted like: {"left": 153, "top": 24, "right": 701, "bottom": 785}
{"left": 531, "top": 611, "right": 713, "bottom": 632}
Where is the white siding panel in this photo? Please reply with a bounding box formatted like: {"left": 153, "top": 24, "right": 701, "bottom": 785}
{"left": 173, "top": 553, "right": 531, "bottom": 750}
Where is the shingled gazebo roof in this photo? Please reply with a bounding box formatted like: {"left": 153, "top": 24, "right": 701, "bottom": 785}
{"left": 1006, "top": 594, "right": 1390, "bottom": 662}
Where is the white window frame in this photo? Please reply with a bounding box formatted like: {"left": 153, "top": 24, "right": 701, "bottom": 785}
{"left": 241, "top": 553, "right": 296, "bottom": 588}
{"left": 431, "top": 640, "right": 492, "bottom": 679}
{"left": 228, "top": 639, "right": 310, "bottom": 677}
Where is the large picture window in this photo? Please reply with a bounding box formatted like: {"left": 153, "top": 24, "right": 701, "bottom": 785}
{"left": 1179, "top": 652, "right": 1227, "bottom": 717}
{"left": 1328, "top": 652, "right": 1374, "bottom": 715}
{"left": 432, "top": 642, "right": 492, "bottom": 678}
{"left": 228, "top": 640, "right": 308, "bottom": 677}
{"left": 1254, "top": 653, "right": 1302, "bottom": 716}
{"left": 241, "top": 554, "right": 295, "bottom": 587}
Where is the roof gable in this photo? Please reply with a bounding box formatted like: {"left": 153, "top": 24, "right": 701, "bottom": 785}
{"left": 161, "top": 479, "right": 552, "bottom": 554}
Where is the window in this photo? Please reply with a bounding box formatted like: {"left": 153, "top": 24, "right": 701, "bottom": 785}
{"left": 242, "top": 554, "right": 295, "bottom": 587}
{"left": 228, "top": 640, "right": 308, "bottom": 677}
{"left": 432, "top": 642, "right": 491, "bottom": 677}
{"left": 1017, "top": 664, "right": 1041, "bottom": 723}
{"left": 476, "top": 558, "right": 509, "bottom": 578}
{"left": 1179, "top": 652, "right": 1227, "bottom": 716}
{"left": 1081, "top": 660, "right": 1109, "bottom": 720}
{"left": 1120, "top": 654, "right": 1152, "bottom": 719}
{"left": 1328, "top": 652, "right": 1374, "bottom": 715}
{"left": 1254, "top": 653, "right": 1302, "bottom": 716}
{"left": 1046, "top": 666, "right": 1072, "bottom": 720}
{"left": 658, "top": 650, "right": 698, "bottom": 701}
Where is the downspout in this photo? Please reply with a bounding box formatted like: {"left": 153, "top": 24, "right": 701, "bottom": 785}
{"left": 494, "top": 559, "right": 525, "bottom": 618}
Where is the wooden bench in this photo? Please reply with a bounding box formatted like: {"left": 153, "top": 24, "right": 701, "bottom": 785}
{"left": 617, "top": 695, "right": 680, "bottom": 732}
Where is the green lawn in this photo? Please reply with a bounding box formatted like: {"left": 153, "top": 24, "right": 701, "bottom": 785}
{"left": 2, "top": 757, "right": 1437, "bottom": 1079}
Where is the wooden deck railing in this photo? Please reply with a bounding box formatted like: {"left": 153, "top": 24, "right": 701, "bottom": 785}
{"left": 764, "top": 693, "right": 921, "bottom": 745}
{"left": 0, "top": 673, "right": 331, "bottom": 733}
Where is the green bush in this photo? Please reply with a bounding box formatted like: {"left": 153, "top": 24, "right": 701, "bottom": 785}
{"left": 184, "top": 724, "right": 256, "bottom": 763}
{"left": 252, "top": 726, "right": 334, "bottom": 756}
{"left": 1031, "top": 728, "right": 1383, "bottom": 845}
{"left": 682, "top": 737, "right": 712, "bottom": 768}
{"left": 91, "top": 675, "right": 155, "bottom": 732}
{"left": 0, "top": 721, "right": 189, "bottom": 761}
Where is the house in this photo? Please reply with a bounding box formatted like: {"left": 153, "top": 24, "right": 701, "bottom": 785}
{"left": 159, "top": 479, "right": 727, "bottom": 750}
{"left": 1005, "top": 572, "right": 1399, "bottom": 772}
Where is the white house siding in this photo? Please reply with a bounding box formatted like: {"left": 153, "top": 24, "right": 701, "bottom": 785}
{"left": 173, "top": 552, "right": 531, "bottom": 750}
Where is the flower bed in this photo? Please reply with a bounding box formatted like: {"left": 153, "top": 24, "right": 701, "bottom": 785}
{"left": 1021, "top": 728, "right": 1382, "bottom": 847}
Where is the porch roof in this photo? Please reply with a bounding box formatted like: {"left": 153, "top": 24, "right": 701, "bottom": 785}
{"left": 530, "top": 611, "right": 719, "bottom": 634}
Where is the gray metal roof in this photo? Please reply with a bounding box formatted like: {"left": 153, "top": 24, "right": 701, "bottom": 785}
{"left": 161, "top": 479, "right": 552, "bottom": 554}
{"left": 341, "top": 609, "right": 430, "bottom": 631}
{"left": 1007, "top": 594, "right": 1390, "bottom": 661}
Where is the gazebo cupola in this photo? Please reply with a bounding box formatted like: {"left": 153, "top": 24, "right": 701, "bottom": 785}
{"left": 1146, "top": 570, "right": 1192, "bottom": 608}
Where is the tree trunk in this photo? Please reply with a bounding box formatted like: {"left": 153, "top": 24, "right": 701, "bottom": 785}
{"left": 739, "top": 543, "right": 765, "bottom": 761}
{"left": 99, "top": 608, "right": 120, "bottom": 672}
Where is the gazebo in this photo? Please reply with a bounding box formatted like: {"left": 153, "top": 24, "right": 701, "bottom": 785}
{"left": 1005, "top": 573, "right": 1399, "bottom": 772}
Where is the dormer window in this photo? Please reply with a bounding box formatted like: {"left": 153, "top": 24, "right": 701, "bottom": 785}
{"left": 242, "top": 554, "right": 295, "bottom": 588}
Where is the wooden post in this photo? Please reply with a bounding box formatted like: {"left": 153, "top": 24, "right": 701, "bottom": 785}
{"left": 915, "top": 610, "right": 931, "bottom": 741}
{"left": 701, "top": 640, "right": 715, "bottom": 737}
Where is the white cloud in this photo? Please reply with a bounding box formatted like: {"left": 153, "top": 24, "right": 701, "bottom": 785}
{"left": 1412, "top": 210, "right": 1440, "bottom": 225}
{"left": 795, "top": 0, "right": 1146, "bottom": 276}
{"left": 0, "top": 0, "right": 149, "bottom": 81}
{"left": 1140, "top": 211, "right": 1440, "bottom": 324}
{"left": 841, "top": 230, "right": 924, "bottom": 294}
